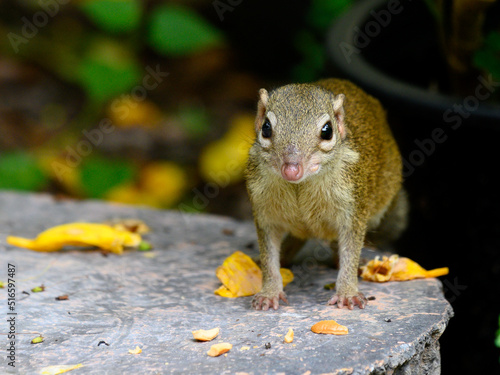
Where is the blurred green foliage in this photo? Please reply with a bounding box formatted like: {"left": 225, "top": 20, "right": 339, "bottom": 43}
{"left": 292, "top": 0, "right": 351, "bottom": 82}
{"left": 147, "top": 4, "right": 224, "bottom": 56}
{"left": 474, "top": 31, "right": 500, "bottom": 81}
{"left": 76, "top": 38, "right": 142, "bottom": 105}
{"left": 79, "top": 0, "right": 142, "bottom": 34}
{"left": 80, "top": 156, "right": 136, "bottom": 199}
{"left": 0, "top": 0, "right": 348, "bottom": 208}
{"left": 0, "top": 152, "right": 47, "bottom": 191}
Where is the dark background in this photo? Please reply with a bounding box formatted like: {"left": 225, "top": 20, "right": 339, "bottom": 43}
{"left": 1, "top": 1, "right": 499, "bottom": 373}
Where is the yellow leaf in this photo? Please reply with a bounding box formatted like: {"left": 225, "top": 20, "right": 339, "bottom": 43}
{"left": 7, "top": 223, "right": 141, "bottom": 255}
{"left": 40, "top": 364, "right": 83, "bottom": 375}
{"left": 214, "top": 251, "right": 293, "bottom": 298}
{"left": 359, "top": 255, "right": 449, "bottom": 282}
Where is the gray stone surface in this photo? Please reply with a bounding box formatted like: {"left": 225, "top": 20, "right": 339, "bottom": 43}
{"left": 0, "top": 192, "right": 453, "bottom": 374}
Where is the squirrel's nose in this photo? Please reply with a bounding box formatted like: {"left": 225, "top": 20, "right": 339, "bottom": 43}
{"left": 281, "top": 162, "right": 303, "bottom": 182}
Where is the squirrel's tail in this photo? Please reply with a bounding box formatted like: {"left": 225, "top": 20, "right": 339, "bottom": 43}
{"left": 366, "top": 187, "right": 409, "bottom": 248}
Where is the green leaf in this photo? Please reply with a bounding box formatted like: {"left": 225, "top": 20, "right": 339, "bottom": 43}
{"left": 138, "top": 241, "right": 153, "bottom": 251}
{"left": 76, "top": 38, "right": 142, "bottom": 104}
{"left": 0, "top": 152, "right": 48, "bottom": 191}
{"left": 79, "top": 0, "right": 142, "bottom": 34}
{"left": 80, "top": 156, "right": 136, "bottom": 198}
{"left": 147, "top": 4, "right": 224, "bottom": 56}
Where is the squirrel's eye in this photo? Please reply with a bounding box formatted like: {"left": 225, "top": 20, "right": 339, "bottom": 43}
{"left": 320, "top": 121, "right": 333, "bottom": 140}
{"left": 262, "top": 118, "right": 272, "bottom": 138}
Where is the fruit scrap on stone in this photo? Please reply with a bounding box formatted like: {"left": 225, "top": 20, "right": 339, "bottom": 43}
{"left": 207, "top": 343, "right": 232, "bottom": 357}
{"left": 359, "top": 255, "right": 449, "bottom": 282}
{"left": 40, "top": 363, "right": 83, "bottom": 375}
{"left": 128, "top": 346, "right": 142, "bottom": 354}
{"left": 31, "top": 335, "right": 44, "bottom": 344}
{"left": 214, "top": 251, "right": 293, "bottom": 298}
{"left": 192, "top": 327, "right": 220, "bottom": 342}
{"left": 105, "top": 218, "right": 151, "bottom": 234}
{"left": 6, "top": 222, "right": 142, "bottom": 255}
{"left": 311, "top": 320, "right": 348, "bottom": 335}
{"left": 284, "top": 328, "right": 294, "bottom": 343}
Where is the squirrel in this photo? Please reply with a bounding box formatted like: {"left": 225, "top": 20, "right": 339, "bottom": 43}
{"left": 245, "top": 78, "right": 408, "bottom": 311}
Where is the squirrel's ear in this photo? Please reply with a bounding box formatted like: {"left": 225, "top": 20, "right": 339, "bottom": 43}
{"left": 255, "top": 89, "right": 269, "bottom": 132}
{"left": 333, "top": 93, "right": 346, "bottom": 139}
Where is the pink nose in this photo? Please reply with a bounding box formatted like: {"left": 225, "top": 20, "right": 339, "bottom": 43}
{"left": 281, "top": 163, "right": 303, "bottom": 181}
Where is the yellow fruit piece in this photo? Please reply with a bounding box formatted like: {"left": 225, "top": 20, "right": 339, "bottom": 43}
{"left": 7, "top": 223, "right": 141, "bottom": 255}
{"left": 128, "top": 346, "right": 142, "bottom": 354}
{"left": 311, "top": 320, "right": 348, "bottom": 335}
{"left": 359, "top": 255, "right": 399, "bottom": 282}
{"left": 214, "top": 251, "right": 293, "bottom": 298}
{"left": 284, "top": 328, "right": 294, "bottom": 343}
{"left": 390, "top": 257, "right": 449, "bottom": 281}
{"left": 207, "top": 343, "right": 232, "bottom": 357}
{"left": 359, "top": 255, "right": 449, "bottom": 282}
{"left": 105, "top": 218, "right": 150, "bottom": 234}
{"left": 192, "top": 327, "right": 220, "bottom": 342}
{"left": 40, "top": 363, "right": 83, "bottom": 375}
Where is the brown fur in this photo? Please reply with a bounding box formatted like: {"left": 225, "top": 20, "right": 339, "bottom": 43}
{"left": 246, "top": 78, "right": 407, "bottom": 310}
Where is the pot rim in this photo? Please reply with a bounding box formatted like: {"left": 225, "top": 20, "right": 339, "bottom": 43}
{"left": 326, "top": 0, "right": 500, "bottom": 122}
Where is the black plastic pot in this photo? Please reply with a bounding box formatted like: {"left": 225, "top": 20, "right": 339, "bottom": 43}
{"left": 327, "top": 0, "right": 500, "bottom": 129}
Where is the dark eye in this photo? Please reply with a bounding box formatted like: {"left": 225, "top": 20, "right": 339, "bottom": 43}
{"left": 262, "top": 118, "right": 272, "bottom": 138}
{"left": 320, "top": 121, "right": 333, "bottom": 140}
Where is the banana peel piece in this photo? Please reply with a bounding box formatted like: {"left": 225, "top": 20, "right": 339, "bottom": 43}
{"left": 214, "top": 251, "right": 293, "bottom": 298}
{"left": 40, "top": 363, "right": 83, "bottom": 375}
{"left": 359, "top": 254, "right": 449, "bottom": 282}
{"left": 7, "top": 223, "right": 142, "bottom": 255}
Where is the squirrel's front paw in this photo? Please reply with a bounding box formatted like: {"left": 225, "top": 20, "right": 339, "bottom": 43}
{"left": 327, "top": 291, "right": 367, "bottom": 310}
{"left": 252, "top": 291, "right": 288, "bottom": 311}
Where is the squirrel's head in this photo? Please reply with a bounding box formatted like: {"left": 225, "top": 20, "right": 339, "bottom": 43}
{"left": 253, "top": 84, "right": 346, "bottom": 184}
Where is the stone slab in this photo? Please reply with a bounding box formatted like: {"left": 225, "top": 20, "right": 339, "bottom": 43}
{"left": 0, "top": 192, "right": 453, "bottom": 374}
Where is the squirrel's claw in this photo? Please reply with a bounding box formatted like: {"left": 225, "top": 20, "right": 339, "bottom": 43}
{"left": 252, "top": 291, "right": 288, "bottom": 311}
{"left": 327, "top": 292, "right": 367, "bottom": 310}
